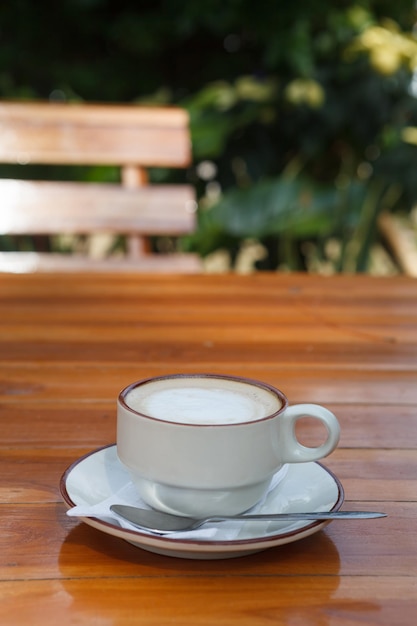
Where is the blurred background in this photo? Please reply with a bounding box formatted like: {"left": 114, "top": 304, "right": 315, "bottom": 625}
{"left": 2, "top": 0, "right": 417, "bottom": 273}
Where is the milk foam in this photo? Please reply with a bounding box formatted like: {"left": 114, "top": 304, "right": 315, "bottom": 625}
{"left": 125, "top": 377, "right": 281, "bottom": 425}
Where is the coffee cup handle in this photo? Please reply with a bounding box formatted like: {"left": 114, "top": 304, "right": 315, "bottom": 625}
{"left": 279, "top": 404, "right": 340, "bottom": 462}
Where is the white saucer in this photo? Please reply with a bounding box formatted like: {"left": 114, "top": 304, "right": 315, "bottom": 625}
{"left": 60, "top": 444, "right": 344, "bottom": 560}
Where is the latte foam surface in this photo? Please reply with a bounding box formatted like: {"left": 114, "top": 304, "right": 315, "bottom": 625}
{"left": 125, "top": 377, "right": 281, "bottom": 425}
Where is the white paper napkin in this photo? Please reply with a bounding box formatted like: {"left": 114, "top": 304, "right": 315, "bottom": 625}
{"left": 67, "top": 464, "right": 289, "bottom": 541}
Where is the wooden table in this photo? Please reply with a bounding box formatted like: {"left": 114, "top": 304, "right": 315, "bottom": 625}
{"left": 1, "top": 271, "right": 416, "bottom": 625}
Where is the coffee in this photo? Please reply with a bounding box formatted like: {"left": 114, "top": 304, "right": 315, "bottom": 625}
{"left": 124, "top": 375, "right": 282, "bottom": 425}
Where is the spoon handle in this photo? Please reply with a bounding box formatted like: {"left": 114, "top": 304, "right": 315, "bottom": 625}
{"left": 206, "top": 511, "right": 387, "bottom": 522}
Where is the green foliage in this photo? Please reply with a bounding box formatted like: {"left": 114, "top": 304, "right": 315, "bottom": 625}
{"left": 179, "top": 2, "right": 417, "bottom": 270}
{"left": 2, "top": 0, "right": 417, "bottom": 270}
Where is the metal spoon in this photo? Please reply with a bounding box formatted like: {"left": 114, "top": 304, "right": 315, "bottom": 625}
{"left": 110, "top": 504, "right": 387, "bottom": 534}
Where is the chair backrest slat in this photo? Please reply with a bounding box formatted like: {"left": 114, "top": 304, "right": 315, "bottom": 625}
{"left": 0, "top": 180, "right": 195, "bottom": 234}
{"left": 0, "top": 101, "right": 200, "bottom": 272}
{"left": 0, "top": 102, "right": 191, "bottom": 166}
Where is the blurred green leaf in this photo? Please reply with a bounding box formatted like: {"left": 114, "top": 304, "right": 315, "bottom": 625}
{"left": 203, "top": 177, "right": 337, "bottom": 239}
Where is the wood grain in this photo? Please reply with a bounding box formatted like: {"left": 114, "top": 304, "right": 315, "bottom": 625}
{"left": 0, "top": 501, "right": 411, "bottom": 579}
{"left": 1, "top": 576, "right": 416, "bottom": 626}
{"left": 0, "top": 271, "right": 416, "bottom": 625}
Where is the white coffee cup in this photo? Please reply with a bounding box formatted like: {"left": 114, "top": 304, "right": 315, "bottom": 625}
{"left": 117, "top": 373, "right": 340, "bottom": 517}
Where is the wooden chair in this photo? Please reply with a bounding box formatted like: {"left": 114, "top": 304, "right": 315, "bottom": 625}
{"left": 378, "top": 212, "right": 417, "bottom": 277}
{"left": 0, "top": 101, "right": 201, "bottom": 272}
